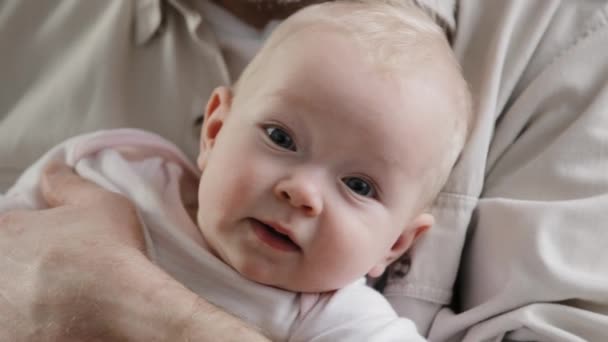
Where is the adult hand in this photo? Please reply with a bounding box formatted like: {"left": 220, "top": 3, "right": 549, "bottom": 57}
{"left": 0, "top": 163, "right": 268, "bottom": 341}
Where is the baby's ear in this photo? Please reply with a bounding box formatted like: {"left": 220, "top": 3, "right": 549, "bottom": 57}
{"left": 367, "top": 213, "right": 434, "bottom": 278}
{"left": 197, "top": 86, "right": 233, "bottom": 171}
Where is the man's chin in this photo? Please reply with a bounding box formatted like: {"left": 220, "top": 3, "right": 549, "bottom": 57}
{"left": 240, "top": 0, "right": 327, "bottom": 7}
{"left": 242, "top": 0, "right": 305, "bottom": 4}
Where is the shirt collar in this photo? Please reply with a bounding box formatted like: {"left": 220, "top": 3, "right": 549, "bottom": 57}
{"left": 134, "top": 0, "right": 163, "bottom": 45}
{"left": 134, "top": 0, "right": 205, "bottom": 45}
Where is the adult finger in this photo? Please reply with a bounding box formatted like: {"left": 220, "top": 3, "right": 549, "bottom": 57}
{"left": 40, "top": 161, "right": 113, "bottom": 207}
{"left": 39, "top": 161, "right": 146, "bottom": 250}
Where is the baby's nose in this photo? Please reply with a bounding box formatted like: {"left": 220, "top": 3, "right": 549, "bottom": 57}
{"left": 274, "top": 175, "right": 323, "bottom": 217}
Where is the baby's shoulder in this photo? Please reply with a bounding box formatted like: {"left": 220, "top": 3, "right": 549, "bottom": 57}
{"left": 291, "top": 280, "right": 424, "bottom": 341}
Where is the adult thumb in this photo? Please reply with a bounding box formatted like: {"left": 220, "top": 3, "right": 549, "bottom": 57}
{"left": 40, "top": 161, "right": 109, "bottom": 208}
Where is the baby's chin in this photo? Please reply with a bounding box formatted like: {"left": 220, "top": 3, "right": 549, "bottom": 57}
{"left": 237, "top": 266, "right": 359, "bottom": 293}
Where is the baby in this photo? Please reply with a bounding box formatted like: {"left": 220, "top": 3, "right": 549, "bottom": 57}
{"left": 2, "top": 1, "right": 471, "bottom": 340}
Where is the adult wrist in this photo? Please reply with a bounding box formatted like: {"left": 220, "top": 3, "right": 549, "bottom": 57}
{"left": 88, "top": 251, "right": 269, "bottom": 341}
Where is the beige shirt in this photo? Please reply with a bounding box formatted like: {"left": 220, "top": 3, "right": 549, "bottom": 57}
{"left": 0, "top": 0, "right": 229, "bottom": 190}
{"left": 2, "top": 0, "right": 608, "bottom": 341}
{"left": 384, "top": 1, "right": 608, "bottom": 341}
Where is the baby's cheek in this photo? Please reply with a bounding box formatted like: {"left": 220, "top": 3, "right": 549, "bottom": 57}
{"left": 311, "top": 228, "right": 369, "bottom": 283}
{"left": 214, "top": 177, "right": 247, "bottom": 211}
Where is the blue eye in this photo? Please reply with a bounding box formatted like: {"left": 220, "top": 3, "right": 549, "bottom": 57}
{"left": 343, "top": 177, "right": 375, "bottom": 197}
{"left": 265, "top": 126, "right": 296, "bottom": 151}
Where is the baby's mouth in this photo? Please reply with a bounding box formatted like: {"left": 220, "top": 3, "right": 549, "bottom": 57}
{"left": 250, "top": 218, "right": 301, "bottom": 252}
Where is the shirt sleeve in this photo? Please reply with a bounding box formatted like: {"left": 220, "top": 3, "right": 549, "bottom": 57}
{"left": 290, "top": 280, "right": 426, "bottom": 342}
{"left": 0, "top": 0, "right": 226, "bottom": 192}
{"left": 2, "top": 129, "right": 197, "bottom": 209}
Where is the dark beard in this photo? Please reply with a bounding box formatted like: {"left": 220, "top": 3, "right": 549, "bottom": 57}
{"left": 211, "top": 0, "right": 332, "bottom": 28}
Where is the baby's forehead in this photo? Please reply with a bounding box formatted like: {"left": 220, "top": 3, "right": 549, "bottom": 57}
{"left": 238, "top": 0, "right": 460, "bottom": 99}
{"left": 270, "top": 81, "right": 441, "bottom": 164}
{"left": 284, "top": 3, "right": 446, "bottom": 64}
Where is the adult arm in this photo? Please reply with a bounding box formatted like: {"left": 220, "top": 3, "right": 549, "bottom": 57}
{"left": 387, "top": 1, "right": 608, "bottom": 341}
{"left": 385, "top": 1, "right": 608, "bottom": 340}
{"left": 433, "top": 1, "right": 608, "bottom": 340}
{"left": 0, "top": 163, "right": 268, "bottom": 341}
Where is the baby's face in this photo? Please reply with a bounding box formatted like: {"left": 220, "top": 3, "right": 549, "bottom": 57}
{"left": 196, "top": 29, "right": 449, "bottom": 292}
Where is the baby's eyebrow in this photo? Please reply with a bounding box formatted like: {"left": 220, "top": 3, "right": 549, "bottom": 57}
{"left": 366, "top": 149, "right": 419, "bottom": 181}
{"left": 268, "top": 90, "right": 322, "bottom": 115}
{"left": 365, "top": 155, "right": 402, "bottom": 179}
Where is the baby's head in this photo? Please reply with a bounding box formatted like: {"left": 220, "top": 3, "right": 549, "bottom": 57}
{"left": 196, "top": 0, "right": 472, "bottom": 292}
